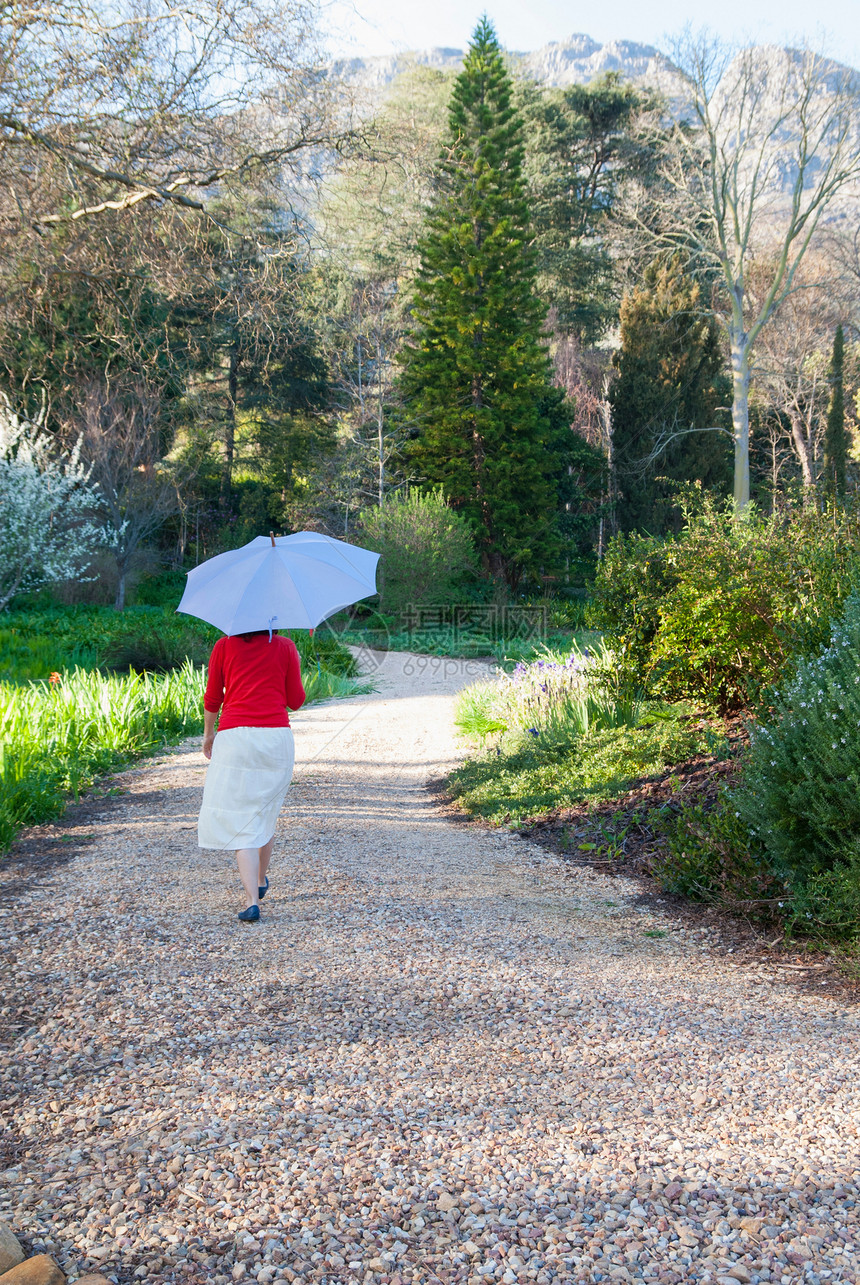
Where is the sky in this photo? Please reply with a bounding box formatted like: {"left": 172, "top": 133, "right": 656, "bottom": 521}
{"left": 321, "top": 0, "right": 860, "bottom": 69}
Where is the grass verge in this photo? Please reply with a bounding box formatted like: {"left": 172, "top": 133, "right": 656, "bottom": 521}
{"left": 448, "top": 709, "right": 725, "bottom": 825}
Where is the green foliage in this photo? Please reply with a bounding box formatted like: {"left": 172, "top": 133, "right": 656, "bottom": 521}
{"left": 454, "top": 680, "right": 641, "bottom": 748}
{"left": 401, "top": 18, "right": 594, "bottom": 586}
{"left": 102, "top": 628, "right": 212, "bottom": 674}
{"left": 785, "top": 855, "right": 860, "bottom": 941}
{"left": 654, "top": 790, "right": 779, "bottom": 911}
{"left": 653, "top": 595, "right": 860, "bottom": 943}
{"left": 448, "top": 703, "right": 715, "bottom": 824}
{"left": 168, "top": 208, "right": 333, "bottom": 505}
{"left": 823, "top": 324, "right": 847, "bottom": 499}
{"left": 452, "top": 683, "right": 509, "bottom": 742}
{"left": 610, "top": 253, "right": 730, "bottom": 534}
{"left": 1, "top": 239, "right": 184, "bottom": 427}
{"left": 134, "top": 569, "right": 190, "bottom": 607}
{"left": 356, "top": 489, "right": 479, "bottom": 619}
{"left": 520, "top": 72, "right": 659, "bottom": 344}
{"left": 735, "top": 592, "right": 860, "bottom": 892}
{"left": 0, "top": 627, "right": 97, "bottom": 682}
{"left": 590, "top": 493, "right": 860, "bottom": 710}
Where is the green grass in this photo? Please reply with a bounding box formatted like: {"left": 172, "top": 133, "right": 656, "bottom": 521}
{"left": 448, "top": 711, "right": 722, "bottom": 825}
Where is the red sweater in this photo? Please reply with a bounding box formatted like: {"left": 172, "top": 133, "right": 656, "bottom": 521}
{"left": 204, "top": 634, "right": 306, "bottom": 731}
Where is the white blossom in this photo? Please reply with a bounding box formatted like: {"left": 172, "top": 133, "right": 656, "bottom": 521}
{"left": 0, "top": 392, "right": 104, "bottom": 610}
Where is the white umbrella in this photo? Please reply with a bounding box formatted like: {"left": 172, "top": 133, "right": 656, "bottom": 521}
{"left": 176, "top": 531, "right": 380, "bottom": 635}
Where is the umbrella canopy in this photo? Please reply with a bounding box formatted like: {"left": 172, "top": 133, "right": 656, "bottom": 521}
{"left": 176, "top": 532, "right": 379, "bottom": 635}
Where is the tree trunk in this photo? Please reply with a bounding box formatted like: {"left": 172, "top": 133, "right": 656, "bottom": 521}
{"left": 222, "top": 346, "right": 239, "bottom": 505}
{"left": 377, "top": 340, "right": 385, "bottom": 505}
{"left": 789, "top": 415, "right": 815, "bottom": 495}
{"left": 730, "top": 326, "right": 751, "bottom": 510}
{"left": 115, "top": 563, "right": 127, "bottom": 610}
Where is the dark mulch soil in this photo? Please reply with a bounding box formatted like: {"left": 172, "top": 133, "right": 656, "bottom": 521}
{"left": 430, "top": 725, "right": 860, "bottom": 1004}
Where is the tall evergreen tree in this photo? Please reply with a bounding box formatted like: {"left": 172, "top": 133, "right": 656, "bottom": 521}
{"left": 823, "top": 324, "right": 847, "bottom": 499}
{"left": 610, "top": 254, "right": 729, "bottom": 533}
{"left": 519, "top": 73, "right": 659, "bottom": 345}
{"left": 401, "top": 18, "right": 590, "bottom": 585}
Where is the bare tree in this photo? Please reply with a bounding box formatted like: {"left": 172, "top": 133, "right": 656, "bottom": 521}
{"left": 632, "top": 35, "right": 860, "bottom": 508}
{"left": 755, "top": 300, "right": 833, "bottom": 492}
{"left": 79, "top": 382, "right": 181, "bottom": 609}
{"left": 328, "top": 279, "right": 408, "bottom": 507}
{"left": 550, "top": 330, "right": 616, "bottom": 549}
{"left": 0, "top": 0, "right": 345, "bottom": 239}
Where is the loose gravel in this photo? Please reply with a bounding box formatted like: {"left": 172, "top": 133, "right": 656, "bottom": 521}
{"left": 1, "top": 650, "right": 859, "bottom": 1285}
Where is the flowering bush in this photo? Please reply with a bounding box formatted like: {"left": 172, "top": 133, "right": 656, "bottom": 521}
{"left": 499, "top": 649, "right": 595, "bottom": 737}
{"left": 454, "top": 644, "right": 638, "bottom": 747}
{"left": 0, "top": 394, "right": 104, "bottom": 610}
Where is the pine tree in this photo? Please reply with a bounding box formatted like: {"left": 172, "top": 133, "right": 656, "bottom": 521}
{"left": 401, "top": 18, "right": 585, "bottom": 585}
{"left": 609, "top": 254, "right": 729, "bottom": 533}
{"left": 519, "top": 72, "right": 659, "bottom": 345}
{"left": 823, "top": 324, "right": 846, "bottom": 499}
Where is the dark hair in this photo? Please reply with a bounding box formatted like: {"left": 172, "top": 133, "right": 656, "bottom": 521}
{"left": 237, "top": 629, "right": 279, "bottom": 641}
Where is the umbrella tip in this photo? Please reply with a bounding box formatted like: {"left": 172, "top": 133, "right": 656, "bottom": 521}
{"left": 270, "top": 531, "right": 276, "bottom": 547}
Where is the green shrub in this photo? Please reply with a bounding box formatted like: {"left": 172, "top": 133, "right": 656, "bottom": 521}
{"left": 133, "top": 568, "right": 189, "bottom": 608}
{"left": 735, "top": 590, "right": 860, "bottom": 893}
{"left": 655, "top": 594, "right": 860, "bottom": 943}
{"left": 590, "top": 492, "right": 860, "bottom": 710}
{"left": 357, "top": 489, "right": 479, "bottom": 619}
{"left": 654, "top": 789, "right": 779, "bottom": 912}
{"left": 785, "top": 855, "right": 860, "bottom": 941}
{"left": 103, "top": 627, "right": 212, "bottom": 673}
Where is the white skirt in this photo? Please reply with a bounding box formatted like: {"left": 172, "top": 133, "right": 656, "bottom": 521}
{"left": 198, "top": 726, "right": 295, "bottom": 851}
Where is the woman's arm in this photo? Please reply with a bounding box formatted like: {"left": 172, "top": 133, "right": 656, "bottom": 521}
{"left": 203, "top": 708, "right": 218, "bottom": 760}
{"left": 285, "top": 639, "right": 306, "bottom": 712}
{"left": 203, "top": 638, "right": 225, "bottom": 759}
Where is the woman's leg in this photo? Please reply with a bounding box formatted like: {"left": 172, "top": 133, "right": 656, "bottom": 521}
{"left": 236, "top": 849, "right": 261, "bottom": 908}
{"left": 259, "top": 835, "right": 275, "bottom": 885}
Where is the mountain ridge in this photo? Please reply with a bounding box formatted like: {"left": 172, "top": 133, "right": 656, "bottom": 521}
{"left": 331, "top": 33, "right": 676, "bottom": 91}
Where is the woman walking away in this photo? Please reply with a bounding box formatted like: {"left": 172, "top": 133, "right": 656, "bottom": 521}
{"left": 198, "top": 629, "right": 305, "bottom": 922}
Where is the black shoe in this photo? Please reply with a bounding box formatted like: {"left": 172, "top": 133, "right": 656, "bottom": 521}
{"left": 238, "top": 905, "right": 260, "bottom": 923}
{"left": 259, "top": 875, "right": 269, "bottom": 900}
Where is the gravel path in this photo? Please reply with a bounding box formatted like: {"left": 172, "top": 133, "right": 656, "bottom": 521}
{"left": 1, "top": 651, "right": 859, "bottom": 1285}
